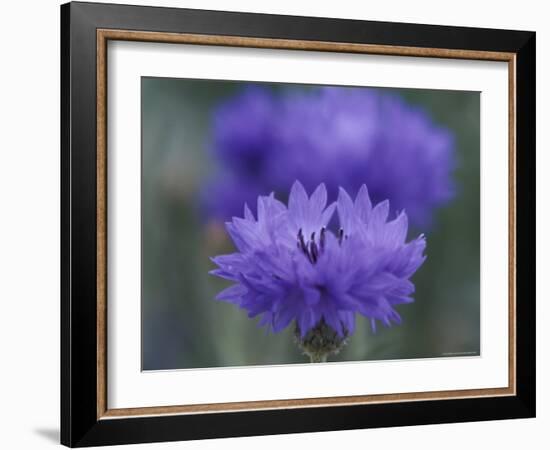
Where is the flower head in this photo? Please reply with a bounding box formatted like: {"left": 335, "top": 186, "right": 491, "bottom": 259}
{"left": 204, "top": 86, "right": 455, "bottom": 227}
{"left": 210, "top": 181, "right": 426, "bottom": 341}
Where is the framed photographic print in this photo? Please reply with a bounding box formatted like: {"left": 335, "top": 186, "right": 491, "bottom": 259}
{"left": 60, "top": 2, "right": 536, "bottom": 447}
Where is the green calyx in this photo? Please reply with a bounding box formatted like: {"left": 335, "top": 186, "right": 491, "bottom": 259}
{"left": 294, "top": 319, "right": 348, "bottom": 363}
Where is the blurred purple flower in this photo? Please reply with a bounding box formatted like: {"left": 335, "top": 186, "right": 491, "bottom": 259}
{"left": 204, "top": 86, "right": 455, "bottom": 227}
{"left": 210, "top": 181, "right": 426, "bottom": 338}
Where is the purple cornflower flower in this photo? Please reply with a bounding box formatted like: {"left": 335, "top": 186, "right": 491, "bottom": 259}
{"left": 204, "top": 86, "right": 455, "bottom": 228}
{"left": 210, "top": 181, "right": 426, "bottom": 352}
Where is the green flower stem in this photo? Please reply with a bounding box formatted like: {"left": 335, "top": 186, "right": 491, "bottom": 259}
{"left": 308, "top": 352, "right": 329, "bottom": 363}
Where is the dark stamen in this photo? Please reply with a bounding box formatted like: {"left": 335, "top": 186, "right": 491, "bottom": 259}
{"left": 338, "top": 228, "right": 344, "bottom": 244}
{"left": 298, "top": 228, "right": 307, "bottom": 253}
{"left": 297, "top": 227, "right": 328, "bottom": 264}
{"left": 310, "top": 241, "right": 318, "bottom": 263}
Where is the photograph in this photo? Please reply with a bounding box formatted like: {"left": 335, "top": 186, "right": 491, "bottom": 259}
{"left": 56, "top": 1, "right": 536, "bottom": 447}
{"left": 141, "top": 78, "right": 481, "bottom": 370}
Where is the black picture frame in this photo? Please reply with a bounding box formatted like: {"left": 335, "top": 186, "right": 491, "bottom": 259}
{"left": 61, "top": 1, "right": 535, "bottom": 447}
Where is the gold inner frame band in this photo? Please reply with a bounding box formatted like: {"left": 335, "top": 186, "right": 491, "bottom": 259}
{"left": 96, "top": 28, "right": 517, "bottom": 420}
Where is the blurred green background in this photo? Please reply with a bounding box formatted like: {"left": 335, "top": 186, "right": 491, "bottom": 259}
{"left": 141, "top": 77, "right": 480, "bottom": 370}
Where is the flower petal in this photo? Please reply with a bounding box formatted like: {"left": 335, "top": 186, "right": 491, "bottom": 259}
{"left": 337, "top": 187, "right": 356, "bottom": 233}
{"left": 354, "top": 184, "right": 372, "bottom": 223}
{"left": 309, "top": 183, "right": 328, "bottom": 216}
{"left": 215, "top": 284, "right": 247, "bottom": 303}
{"left": 288, "top": 180, "right": 309, "bottom": 226}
